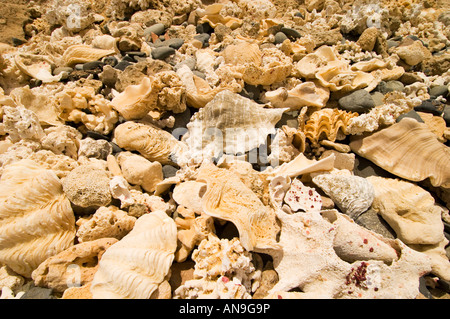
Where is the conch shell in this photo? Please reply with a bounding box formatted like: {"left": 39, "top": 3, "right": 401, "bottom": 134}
{"left": 302, "top": 108, "right": 358, "bottom": 147}
{"left": 114, "top": 121, "right": 186, "bottom": 165}
{"left": 109, "top": 77, "right": 159, "bottom": 120}
{"left": 197, "top": 162, "right": 280, "bottom": 252}
{"left": 90, "top": 211, "right": 177, "bottom": 299}
{"left": 63, "top": 45, "right": 115, "bottom": 67}
{"left": 182, "top": 90, "right": 287, "bottom": 163}
{"left": 0, "top": 159, "right": 76, "bottom": 277}
{"left": 350, "top": 117, "right": 450, "bottom": 188}
{"left": 14, "top": 54, "right": 63, "bottom": 83}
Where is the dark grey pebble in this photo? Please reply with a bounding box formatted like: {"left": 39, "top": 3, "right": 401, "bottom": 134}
{"left": 83, "top": 61, "right": 105, "bottom": 73}
{"left": 30, "top": 78, "right": 43, "bottom": 88}
{"left": 20, "top": 286, "right": 55, "bottom": 299}
{"left": 53, "top": 66, "right": 73, "bottom": 76}
{"left": 102, "top": 56, "right": 118, "bottom": 67}
{"left": 280, "top": 27, "right": 301, "bottom": 39}
{"left": 414, "top": 99, "right": 445, "bottom": 116}
{"left": 429, "top": 85, "right": 448, "bottom": 98}
{"left": 86, "top": 131, "right": 109, "bottom": 140}
{"left": 110, "top": 142, "right": 124, "bottom": 154}
{"left": 12, "top": 37, "right": 26, "bottom": 46}
{"left": 151, "top": 46, "right": 176, "bottom": 60}
{"left": 396, "top": 110, "right": 424, "bottom": 123}
{"left": 144, "top": 23, "right": 165, "bottom": 37}
{"left": 114, "top": 60, "right": 133, "bottom": 71}
{"left": 355, "top": 208, "right": 396, "bottom": 239}
{"left": 125, "top": 51, "right": 147, "bottom": 58}
{"left": 443, "top": 105, "right": 450, "bottom": 126}
{"left": 153, "top": 38, "right": 185, "bottom": 50}
{"left": 294, "top": 12, "right": 304, "bottom": 19}
{"left": 387, "top": 39, "right": 400, "bottom": 49}
{"left": 338, "top": 89, "right": 375, "bottom": 113}
{"left": 274, "top": 31, "right": 288, "bottom": 44}
{"left": 194, "top": 33, "right": 210, "bottom": 47}
{"left": 196, "top": 22, "right": 213, "bottom": 34}
{"left": 376, "top": 80, "right": 404, "bottom": 94}
{"left": 121, "top": 55, "right": 135, "bottom": 63}
{"left": 174, "top": 57, "right": 196, "bottom": 71}
{"left": 162, "top": 165, "right": 178, "bottom": 178}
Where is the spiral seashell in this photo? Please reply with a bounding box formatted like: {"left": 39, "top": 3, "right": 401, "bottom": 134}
{"left": 90, "top": 211, "right": 177, "bottom": 299}
{"left": 0, "top": 159, "right": 76, "bottom": 277}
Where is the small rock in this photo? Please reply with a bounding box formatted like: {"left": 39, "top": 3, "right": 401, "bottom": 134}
{"left": 399, "top": 72, "right": 424, "bottom": 85}
{"left": 193, "top": 33, "right": 210, "bottom": 48}
{"left": 442, "top": 105, "right": 450, "bottom": 126}
{"left": 162, "top": 164, "right": 178, "bottom": 179}
{"left": 355, "top": 208, "right": 396, "bottom": 240}
{"left": 174, "top": 57, "right": 196, "bottom": 71}
{"left": 414, "top": 99, "right": 445, "bottom": 116}
{"left": 371, "top": 91, "right": 384, "bottom": 106}
{"left": 99, "top": 65, "right": 118, "bottom": 88}
{"left": 196, "top": 22, "right": 213, "bottom": 35}
{"left": 12, "top": 37, "right": 26, "bottom": 47}
{"left": 20, "top": 286, "right": 55, "bottom": 299}
{"left": 154, "top": 38, "right": 184, "bottom": 49}
{"left": 53, "top": 67, "right": 73, "bottom": 80}
{"left": 274, "top": 32, "right": 288, "bottom": 44}
{"left": 376, "top": 80, "right": 404, "bottom": 94}
{"left": 114, "top": 60, "right": 133, "bottom": 71}
{"left": 280, "top": 27, "right": 301, "bottom": 40}
{"left": 356, "top": 27, "right": 379, "bottom": 52}
{"left": 396, "top": 38, "right": 432, "bottom": 66}
{"left": 82, "top": 61, "right": 104, "bottom": 74}
{"left": 144, "top": 23, "right": 165, "bottom": 37}
{"left": 214, "top": 23, "right": 231, "bottom": 42}
{"left": 192, "top": 70, "right": 206, "bottom": 79}
{"left": 429, "top": 85, "right": 448, "bottom": 98}
{"left": 102, "top": 56, "right": 118, "bottom": 67}
{"left": 396, "top": 110, "right": 425, "bottom": 123}
{"left": 387, "top": 39, "right": 400, "bottom": 49}
{"left": 294, "top": 12, "right": 304, "bottom": 19}
{"left": 338, "top": 89, "right": 375, "bottom": 113}
{"left": 78, "top": 137, "right": 112, "bottom": 160}
{"left": 121, "top": 55, "right": 135, "bottom": 63}
{"left": 62, "top": 165, "right": 112, "bottom": 208}
{"left": 151, "top": 46, "right": 176, "bottom": 60}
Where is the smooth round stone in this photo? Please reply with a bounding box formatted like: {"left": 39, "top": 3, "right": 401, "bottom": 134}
{"left": 338, "top": 89, "right": 375, "bottom": 113}
{"left": 414, "top": 99, "right": 445, "bottom": 116}
{"left": 153, "top": 38, "right": 184, "bottom": 50}
{"left": 83, "top": 61, "right": 105, "bottom": 72}
{"left": 194, "top": 33, "right": 210, "bottom": 48}
{"left": 102, "top": 56, "right": 118, "bottom": 67}
{"left": 196, "top": 22, "right": 212, "bottom": 34}
{"left": 121, "top": 55, "right": 135, "bottom": 62}
{"left": 144, "top": 23, "right": 165, "bottom": 37}
{"left": 443, "top": 105, "right": 450, "bottom": 126}
{"left": 74, "top": 64, "right": 84, "bottom": 71}
{"left": 294, "top": 12, "right": 304, "bottom": 18}
{"left": 174, "top": 57, "right": 196, "bottom": 71}
{"left": 280, "top": 27, "right": 301, "bottom": 39}
{"left": 114, "top": 60, "right": 133, "bottom": 71}
{"left": 376, "top": 80, "right": 404, "bottom": 94}
{"left": 162, "top": 165, "right": 178, "bottom": 179}
{"left": 274, "top": 31, "right": 288, "bottom": 44}
{"left": 151, "top": 46, "right": 176, "bottom": 60}
{"left": 429, "top": 85, "right": 448, "bottom": 98}
{"left": 396, "top": 110, "right": 424, "bottom": 123}
{"left": 53, "top": 67, "right": 73, "bottom": 80}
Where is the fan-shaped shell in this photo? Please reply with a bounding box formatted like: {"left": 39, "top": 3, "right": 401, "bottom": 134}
{"left": 350, "top": 117, "right": 450, "bottom": 188}
{"left": 109, "top": 77, "right": 159, "bottom": 120}
{"left": 222, "top": 42, "right": 262, "bottom": 67}
{"left": 197, "top": 163, "right": 280, "bottom": 252}
{"left": 0, "top": 159, "right": 76, "bottom": 277}
{"left": 303, "top": 108, "right": 358, "bottom": 147}
{"left": 14, "top": 54, "right": 63, "bottom": 83}
{"left": 113, "top": 121, "right": 186, "bottom": 165}
{"left": 63, "top": 45, "right": 115, "bottom": 67}
{"left": 312, "top": 173, "right": 375, "bottom": 219}
{"left": 90, "top": 211, "right": 177, "bottom": 299}
{"left": 183, "top": 90, "right": 287, "bottom": 162}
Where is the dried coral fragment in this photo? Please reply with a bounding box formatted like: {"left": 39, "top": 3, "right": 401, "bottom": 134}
{"left": 350, "top": 117, "right": 450, "bottom": 188}
{"left": 114, "top": 121, "right": 186, "bottom": 165}
{"left": 0, "top": 159, "right": 76, "bottom": 277}
{"left": 196, "top": 163, "right": 279, "bottom": 251}
{"left": 303, "top": 108, "right": 357, "bottom": 147}
{"left": 90, "top": 211, "right": 177, "bottom": 299}
{"left": 284, "top": 178, "right": 322, "bottom": 213}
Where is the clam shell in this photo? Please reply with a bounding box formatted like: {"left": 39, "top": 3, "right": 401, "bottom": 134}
{"left": 113, "top": 121, "right": 186, "bottom": 165}
{"left": 90, "top": 211, "right": 177, "bottom": 299}
{"left": 63, "top": 45, "right": 115, "bottom": 67}
{"left": 312, "top": 173, "right": 375, "bottom": 219}
{"left": 350, "top": 117, "right": 450, "bottom": 188}
{"left": 172, "top": 181, "right": 207, "bottom": 213}
{"left": 0, "top": 159, "right": 76, "bottom": 277}
{"left": 109, "top": 77, "right": 159, "bottom": 120}
{"left": 197, "top": 162, "right": 280, "bottom": 251}
{"left": 14, "top": 54, "right": 63, "bottom": 83}
{"left": 303, "top": 108, "right": 358, "bottom": 147}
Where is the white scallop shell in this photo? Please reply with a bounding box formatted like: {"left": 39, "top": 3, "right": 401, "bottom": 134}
{"left": 90, "top": 210, "right": 177, "bottom": 299}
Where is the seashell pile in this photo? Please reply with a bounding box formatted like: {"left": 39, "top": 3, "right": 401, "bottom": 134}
{"left": 0, "top": 0, "right": 450, "bottom": 300}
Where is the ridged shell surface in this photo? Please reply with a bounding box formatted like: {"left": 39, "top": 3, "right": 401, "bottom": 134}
{"left": 90, "top": 210, "right": 177, "bottom": 299}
